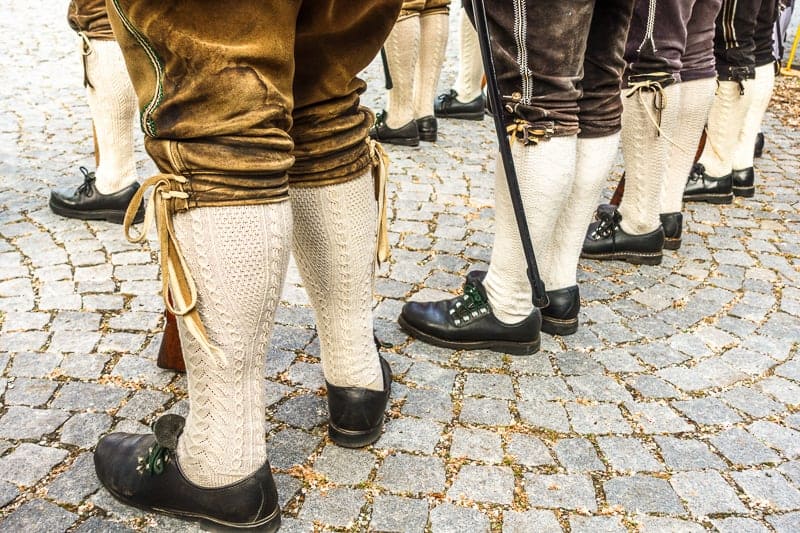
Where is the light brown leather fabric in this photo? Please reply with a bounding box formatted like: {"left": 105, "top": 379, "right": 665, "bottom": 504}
{"left": 68, "top": 0, "right": 114, "bottom": 40}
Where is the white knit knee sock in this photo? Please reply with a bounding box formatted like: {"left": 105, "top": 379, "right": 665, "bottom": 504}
{"left": 618, "top": 83, "right": 681, "bottom": 235}
{"left": 453, "top": 7, "right": 483, "bottom": 103}
{"left": 484, "top": 137, "right": 577, "bottom": 324}
{"left": 732, "top": 64, "right": 775, "bottom": 170}
{"left": 84, "top": 39, "right": 138, "bottom": 194}
{"left": 698, "top": 79, "right": 755, "bottom": 177}
{"left": 661, "top": 77, "right": 717, "bottom": 213}
{"left": 174, "top": 203, "right": 292, "bottom": 488}
{"left": 291, "top": 172, "right": 383, "bottom": 391}
{"left": 385, "top": 16, "right": 420, "bottom": 129}
{"left": 549, "top": 133, "right": 620, "bottom": 290}
{"left": 413, "top": 12, "right": 449, "bottom": 119}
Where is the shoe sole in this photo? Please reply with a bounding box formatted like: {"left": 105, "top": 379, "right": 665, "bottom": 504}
{"left": 329, "top": 419, "right": 384, "bottom": 448}
{"left": 398, "top": 315, "right": 540, "bottom": 355}
{"left": 682, "top": 193, "right": 733, "bottom": 204}
{"left": 433, "top": 111, "right": 484, "bottom": 121}
{"left": 101, "top": 482, "right": 281, "bottom": 532}
{"left": 663, "top": 237, "right": 681, "bottom": 250}
{"left": 419, "top": 132, "right": 437, "bottom": 142}
{"left": 580, "top": 250, "right": 663, "bottom": 266}
{"left": 49, "top": 199, "right": 144, "bottom": 225}
{"left": 541, "top": 316, "right": 578, "bottom": 336}
{"left": 733, "top": 185, "right": 755, "bottom": 198}
{"left": 376, "top": 137, "right": 420, "bottom": 147}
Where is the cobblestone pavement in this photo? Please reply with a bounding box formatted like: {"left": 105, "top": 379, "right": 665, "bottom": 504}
{"left": 2, "top": 3, "right": 800, "bottom": 532}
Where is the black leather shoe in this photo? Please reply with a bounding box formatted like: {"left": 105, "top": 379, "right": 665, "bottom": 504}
{"left": 660, "top": 212, "right": 683, "bottom": 250}
{"left": 416, "top": 115, "right": 438, "bottom": 142}
{"left": 581, "top": 207, "right": 664, "bottom": 265}
{"left": 94, "top": 414, "right": 280, "bottom": 531}
{"left": 732, "top": 167, "right": 755, "bottom": 197}
{"left": 433, "top": 90, "right": 485, "bottom": 121}
{"left": 50, "top": 167, "right": 144, "bottom": 224}
{"left": 541, "top": 285, "right": 580, "bottom": 336}
{"left": 369, "top": 111, "right": 419, "bottom": 147}
{"left": 754, "top": 132, "right": 764, "bottom": 158}
{"left": 327, "top": 356, "right": 391, "bottom": 448}
{"left": 683, "top": 163, "right": 733, "bottom": 204}
{"left": 398, "top": 272, "right": 541, "bottom": 355}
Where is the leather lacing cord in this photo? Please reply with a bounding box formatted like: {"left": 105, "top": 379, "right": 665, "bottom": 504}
{"left": 625, "top": 73, "right": 690, "bottom": 156}
{"left": 78, "top": 31, "right": 94, "bottom": 89}
{"left": 367, "top": 138, "right": 390, "bottom": 265}
{"left": 123, "top": 173, "right": 226, "bottom": 367}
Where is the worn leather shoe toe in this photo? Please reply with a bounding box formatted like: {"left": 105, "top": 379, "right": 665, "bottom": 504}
{"left": 50, "top": 166, "right": 144, "bottom": 224}
{"left": 94, "top": 414, "right": 280, "bottom": 531}
{"left": 327, "top": 357, "right": 391, "bottom": 448}
{"left": 399, "top": 272, "right": 541, "bottom": 355}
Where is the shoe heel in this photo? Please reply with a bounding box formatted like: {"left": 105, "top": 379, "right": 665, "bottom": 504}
{"left": 625, "top": 253, "right": 663, "bottom": 266}
{"left": 732, "top": 186, "right": 754, "bottom": 198}
{"left": 329, "top": 420, "right": 383, "bottom": 448}
{"left": 663, "top": 237, "right": 681, "bottom": 250}
{"left": 492, "top": 337, "right": 541, "bottom": 356}
{"left": 541, "top": 317, "right": 578, "bottom": 336}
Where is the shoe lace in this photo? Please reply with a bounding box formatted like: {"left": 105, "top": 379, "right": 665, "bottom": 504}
{"left": 76, "top": 166, "right": 96, "bottom": 197}
{"left": 590, "top": 207, "right": 621, "bottom": 240}
{"left": 688, "top": 162, "right": 705, "bottom": 183}
{"left": 375, "top": 110, "right": 388, "bottom": 127}
{"left": 450, "top": 281, "right": 490, "bottom": 325}
{"left": 137, "top": 442, "right": 170, "bottom": 476}
{"left": 135, "top": 414, "right": 184, "bottom": 476}
{"left": 437, "top": 89, "right": 458, "bottom": 105}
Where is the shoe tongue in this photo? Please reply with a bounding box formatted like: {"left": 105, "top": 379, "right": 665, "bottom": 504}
{"left": 152, "top": 414, "right": 186, "bottom": 449}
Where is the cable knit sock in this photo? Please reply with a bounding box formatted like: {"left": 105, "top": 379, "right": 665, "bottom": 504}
{"left": 84, "top": 39, "right": 138, "bottom": 195}
{"left": 174, "top": 203, "right": 292, "bottom": 488}
{"left": 698, "top": 79, "right": 755, "bottom": 177}
{"left": 453, "top": 7, "right": 483, "bottom": 103}
{"left": 732, "top": 63, "right": 775, "bottom": 170}
{"left": 618, "top": 83, "right": 681, "bottom": 235}
{"left": 661, "top": 77, "right": 717, "bottom": 213}
{"left": 549, "top": 134, "right": 620, "bottom": 290}
{"left": 385, "top": 16, "right": 420, "bottom": 129}
{"left": 291, "top": 172, "right": 383, "bottom": 391}
{"left": 484, "top": 137, "right": 577, "bottom": 324}
{"left": 413, "top": 12, "right": 449, "bottom": 119}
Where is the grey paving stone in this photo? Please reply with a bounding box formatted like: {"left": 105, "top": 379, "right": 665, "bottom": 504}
{"left": 0, "top": 405, "right": 69, "bottom": 439}
{"left": 0, "top": 443, "right": 69, "bottom": 486}
{"left": 767, "top": 512, "right": 800, "bottom": 533}
{"left": 604, "top": 475, "right": 684, "bottom": 514}
{"left": 502, "top": 510, "right": 562, "bottom": 533}
{"left": 518, "top": 376, "right": 573, "bottom": 401}
{"left": 463, "top": 372, "right": 515, "bottom": 399}
{"left": 376, "top": 417, "right": 443, "bottom": 453}
{"left": 285, "top": 362, "right": 324, "bottom": 390}
{"left": 266, "top": 428, "right": 322, "bottom": 469}
{"left": 49, "top": 330, "right": 101, "bottom": 353}
{"left": 758, "top": 376, "right": 800, "bottom": 405}
{"left": 597, "top": 437, "right": 663, "bottom": 472}
{"left": 46, "top": 452, "right": 101, "bottom": 506}
{"left": 654, "top": 436, "right": 726, "bottom": 470}
{"left": 7, "top": 352, "right": 62, "bottom": 378}
{"left": 60, "top": 412, "right": 113, "bottom": 448}
{"left": 3, "top": 377, "right": 58, "bottom": 406}
{"left": 523, "top": 474, "right": 597, "bottom": 511}
{"left": 73, "top": 516, "right": 137, "bottom": 533}
{"left": 376, "top": 452, "right": 445, "bottom": 494}
{"left": 554, "top": 352, "right": 604, "bottom": 375}
{"left": 404, "top": 361, "right": 458, "bottom": 390}
{"left": 626, "top": 401, "right": 693, "bottom": 434}
{"left": 0, "top": 480, "right": 19, "bottom": 508}
{"left": 569, "top": 515, "right": 625, "bottom": 533}
{"left": 517, "top": 400, "right": 571, "bottom": 432}
{"left": 0, "top": 499, "right": 78, "bottom": 533}
{"left": 554, "top": 438, "right": 604, "bottom": 472}
{"left": 747, "top": 420, "right": 800, "bottom": 458}
{"left": 626, "top": 375, "right": 681, "bottom": 399}
{"left": 273, "top": 393, "right": 327, "bottom": 430}
{"left": 0, "top": 330, "right": 49, "bottom": 352}
{"left": 370, "top": 495, "right": 428, "bottom": 533}
{"left": 313, "top": 445, "right": 375, "bottom": 485}
{"left": 711, "top": 427, "right": 781, "bottom": 466}
{"left": 566, "top": 375, "right": 632, "bottom": 402}
{"left": 567, "top": 402, "right": 632, "bottom": 435}
{"left": 401, "top": 387, "right": 453, "bottom": 422}
{"left": 116, "top": 389, "right": 171, "bottom": 420}
{"left": 429, "top": 503, "right": 490, "bottom": 533}
{"left": 297, "top": 487, "right": 365, "bottom": 529}
{"left": 57, "top": 353, "right": 110, "bottom": 379}
{"left": 449, "top": 427, "right": 504, "bottom": 463}
{"left": 506, "top": 432, "right": 554, "bottom": 467}
{"left": 111, "top": 355, "right": 173, "bottom": 387}
{"left": 779, "top": 460, "right": 800, "bottom": 485}
{"left": 51, "top": 381, "right": 128, "bottom": 411}
{"left": 732, "top": 469, "right": 800, "bottom": 511}
{"left": 459, "top": 397, "right": 513, "bottom": 426}
{"left": 448, "top": 465, "right": 514, "bottom": 505}
{"left": 711, "top": 517, "right": 770, "bottom": 533}
{"left": 670, "top": 470, "right": 746, "bottom": 516}
{"left": 720, "top": 386, "right": 784, "bottom": 418}
{"left": 672, "top": 397, "right": 742, "bottom": 426}
{"left": 594, "top": 349, "right": 644, "bottom": 373}
{"left": 634, "top": 516, "right": 705, "bottom": 532}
